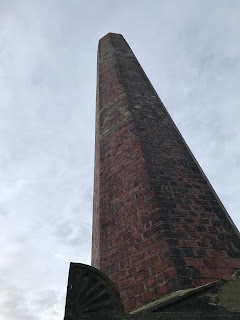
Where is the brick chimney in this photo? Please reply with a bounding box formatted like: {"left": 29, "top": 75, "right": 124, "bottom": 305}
{"left": 91, "top": 33, "right": 240, "bottom": 312}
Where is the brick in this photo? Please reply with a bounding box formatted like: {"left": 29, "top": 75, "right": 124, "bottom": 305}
{"left": 154, "top": 284, "right": 168, "bottom": 297}
{"left": 147, "top": 243, "right": 164, "bottom": 256}
{"left": 185, "top": 257, "right": 203, "bottom": 267}
{"left": 137, "top": 255, "right": 159, "bottom": 271}
{"left": 124, "top": 298, "right": 137, "bottom": 312}
{"left": 131, "top": 251, "right": 146, "bottom": 265}
{"left": 145, "top": 277, "right": 157, "bottom": 290}
{"left": 159, "top": 248, "right": 172, "bottom": 261}
{"left": 134, "top": 270, "right": 150, "bottom": 284}
{"left": 164, "top": 267, "right": 177, "bottom": 280}
{"left": 119, "top": 276, "right": 134, "bottom": 290}
{"left": 151, "top": 260, "right": 173, "bottom": 275}
{"left": 120, "top": 257, "right": 131, "bottom": 270}
{"left": 138, "top": 291, "right": 154, "bottom": 304}
{"left": 135, "top": 238, "right": 154, "bottom": 251}
{"left": 110, "top": 269, "right": 127, "bottom": 282}
{"left": 181, "top": 239, "right": 197, "bottom": 247}
{"left": 133, "top": 282, "right": 145, "bottom": 295}
{"left": 156, "top": 273, "right": 166, "bottom": 285}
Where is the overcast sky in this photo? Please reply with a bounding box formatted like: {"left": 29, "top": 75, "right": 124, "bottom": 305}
{"left": 0, "top": 1, "right": 239, "bottom": 319}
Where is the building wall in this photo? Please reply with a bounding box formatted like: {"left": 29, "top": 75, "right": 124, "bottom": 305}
{"left": 92, "top": 33, "right": 240, "bottom": 311}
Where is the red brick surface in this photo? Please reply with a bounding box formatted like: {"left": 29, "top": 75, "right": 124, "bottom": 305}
{"left": 91, "top": 33, "right": 240, "bottom": 312}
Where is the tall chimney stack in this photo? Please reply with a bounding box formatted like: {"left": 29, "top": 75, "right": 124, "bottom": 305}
{"left": 92, "top": 33, "right": 240, "bottom": 312}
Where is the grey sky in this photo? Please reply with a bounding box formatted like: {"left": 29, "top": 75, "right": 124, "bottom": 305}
{"left": 0, "top": 1, "right": 239, "bottom": 319}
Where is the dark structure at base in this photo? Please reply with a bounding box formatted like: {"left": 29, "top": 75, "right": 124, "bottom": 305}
{"left": 64, "top": 263, "right": 240, "bottom": 319}
{"left": 64, "top": 263, "right": 124, "bottom": 320}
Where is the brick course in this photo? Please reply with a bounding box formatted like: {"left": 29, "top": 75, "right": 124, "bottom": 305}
{"left": 91, "top": 33, "right": 240, "bottom": 312}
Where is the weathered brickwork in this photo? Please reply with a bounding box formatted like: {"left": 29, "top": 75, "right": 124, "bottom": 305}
{"left": 91, "top": 33, "right": 240, "bottom": 312}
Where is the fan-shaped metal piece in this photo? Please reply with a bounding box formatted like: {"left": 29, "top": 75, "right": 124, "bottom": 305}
{"left": 64, "top": 263, "right": 124, "bottom": 319}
